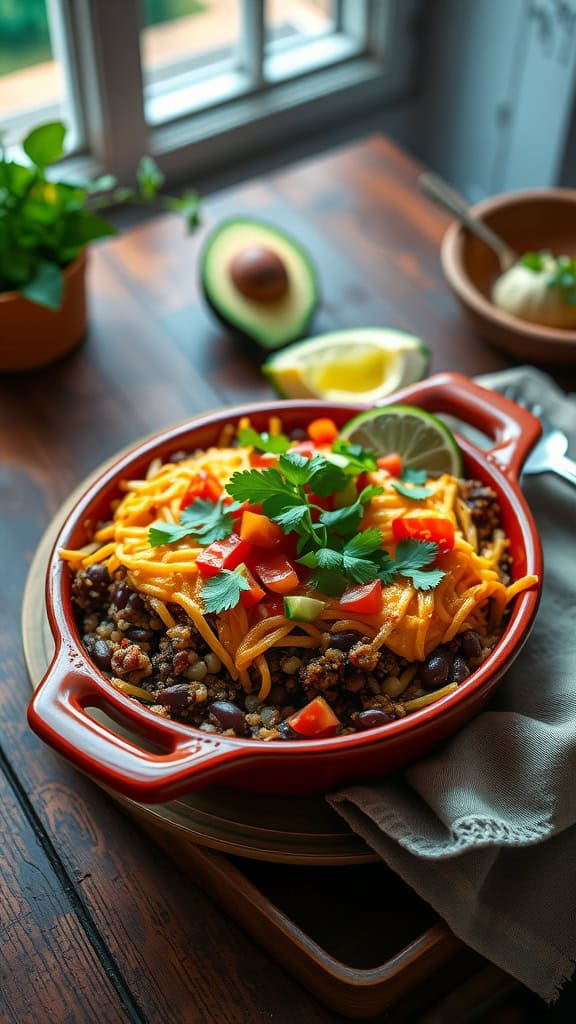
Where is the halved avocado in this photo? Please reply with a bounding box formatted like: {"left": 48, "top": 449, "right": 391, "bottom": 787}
{"left": 200, "top": 218, "right": 319, "bottom": 350}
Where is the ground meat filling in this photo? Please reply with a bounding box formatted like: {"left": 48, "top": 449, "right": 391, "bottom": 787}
{"left": 71, "top": 480, "right": 506, "bottom": 741}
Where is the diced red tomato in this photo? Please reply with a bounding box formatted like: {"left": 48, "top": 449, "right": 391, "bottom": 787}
{"left": 307, "top": 418, "right": 339, "bottom": 445}
{"left": 339, "top": 579, "right": 382, "bottom": 615}
{"left": 252, "top": 553, "right": 299, "bottom": 594}
{"left": 376, "top": 453, "right": 403, "bottom": 477}
{"left": 289, "top": 441, "right": 317, "bottom": 459}
{"left": 180, "top": 471, "right": 222, "bottom": 508}
{"left": 392, "top": 516, "right": 455, "bottom": 554}
{"left": 260, "top": 594, "right": 285, "bottom": 617}
{"left": 240, "top": 510, "right": 284, "bottom": 548}
{"left": 196, "top": 535, "right": 251, "bottom": 577}
{"left": 287, "top": 696, "right": 340, "bottom": 738}
{"left": 236, "top": 564, "right": 265, "bottom": 609}
{"left": 250, "top": 452, "right": 279, "bottom": 468}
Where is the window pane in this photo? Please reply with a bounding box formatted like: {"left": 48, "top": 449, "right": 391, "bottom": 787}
{"left": 266, "top": 0, "right": 335, "bottom": 51}
{"left": 0, "top": 0, "right": 79, "bottom": 151}
{"left": 142, "top": 0, "right": 242, "bottom": 125}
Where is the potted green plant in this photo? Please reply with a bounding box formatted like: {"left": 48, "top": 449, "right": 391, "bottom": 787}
{"left": 0, "top": 121, "right": 200, "bottom": 372}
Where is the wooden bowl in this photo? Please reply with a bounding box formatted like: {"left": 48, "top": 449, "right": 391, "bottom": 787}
{"left": 441, "top": 188, "right": 576, "bottom": 365}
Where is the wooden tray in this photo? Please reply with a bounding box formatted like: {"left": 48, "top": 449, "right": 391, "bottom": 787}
{"left": 24, "top": 470, "right": 511, "bottom": 1018}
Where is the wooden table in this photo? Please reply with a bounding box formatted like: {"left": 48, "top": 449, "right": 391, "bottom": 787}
{"left": 2, "top": 136, "right": 573, "bottom": 1024}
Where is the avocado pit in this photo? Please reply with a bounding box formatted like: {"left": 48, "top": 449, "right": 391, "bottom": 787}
{"left": 229, "top": 246, "right": 289, "bottom": 302}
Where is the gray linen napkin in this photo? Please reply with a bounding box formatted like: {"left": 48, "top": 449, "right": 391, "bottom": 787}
{"left": 328, "top": 366, "right": 576, "bottom": 1003}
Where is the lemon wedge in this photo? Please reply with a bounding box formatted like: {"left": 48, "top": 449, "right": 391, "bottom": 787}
{"left": 262, "top": 328, "right": 429, "bottom": 402}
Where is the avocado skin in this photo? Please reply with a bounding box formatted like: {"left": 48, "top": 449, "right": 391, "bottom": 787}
{"left": 200, "top": 218, "right": 319, "bottom": 352}
{"left": 202, "top": 287, "right": 318, "bottom": 353}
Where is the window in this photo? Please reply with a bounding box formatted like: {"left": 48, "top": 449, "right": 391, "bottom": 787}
{"left": 0, "top": 0, "right": 81, "bottom": 151}
{"left": 0, "top": 0, "right": 416, "bottom": 179}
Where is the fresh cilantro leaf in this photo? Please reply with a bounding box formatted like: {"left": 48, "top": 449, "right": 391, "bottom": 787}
{"left": 269, "top": 502, "right": 309, "bottom": 532}
{"left": 148, "top": 497, "right": 236, "bottom": 548}
{"left": 331, "top": 439, "right": 378, "bottom": 473}
{"left": 237, "top": 426, "right": 290, "bottom": 454}
{"left": 278, "top": 451, "right": 312, "bottom": 485}
{"left": 309, "top": 568, "right": 347, "bottom": 597}
{"left": 297, "top": 550, "right": 319, "bottom": 568}
{"left": 342, "top": 555, "right": 379, "bottom": 585}
{"left": 201, "top": 569, "right": 250, "bottom": 613}
{"left": 405, "top": 566, "right": 445, "bottom": 590}
{"left": 227, "top": 468, "right": 292, "bottom": 504}
{"left": 316, "top": 548, "right": 344, "bottom": 570}
{"left": 344, "top": 529, "right": 383, "bottom": 558}
{"left": 318, "top": 501, "right": 363, "bottom": 536}
{"left": 358, "top": 484, "right": 384, "bottom": 504}
{"left": 390, "top": 480, "right": 434, "bottom": 500}
{"left": 306, "top": 456, "right": 348, "bottom": 496}
{"left": 148, "top": 522, "right": 190, "bottom": 548}
{"left": 391, "top": 538, "right": 444, "bottom": 589}
{"left": 401, "top": 466, "right": 427, "bottom": 485}
{"left": 394, "top": 538, "right": 438, "bottom": 568}
{"left": 522, "top": 252, "right": 545, "bottom": 272}
{"left": 180, "top": 497, "right": 236, "bottom": 544}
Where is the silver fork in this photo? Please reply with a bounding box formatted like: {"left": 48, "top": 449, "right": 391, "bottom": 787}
{"left": 503, "top": 386, "right": 576, "bottom": 487}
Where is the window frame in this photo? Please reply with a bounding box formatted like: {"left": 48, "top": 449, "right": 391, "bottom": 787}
{"left": 23, "top": 0, "right": 417, "bottom": 183}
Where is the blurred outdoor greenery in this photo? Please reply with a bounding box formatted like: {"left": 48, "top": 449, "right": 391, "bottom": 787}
{"left": 0, "top": 0, "right": 205, "bottom": 76}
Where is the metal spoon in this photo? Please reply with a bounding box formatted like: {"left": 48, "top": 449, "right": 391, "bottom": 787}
{"left": 419, "top": 172, "right": 518, "bottom": 272}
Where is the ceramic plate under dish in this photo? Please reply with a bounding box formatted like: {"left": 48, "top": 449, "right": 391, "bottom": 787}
{"left": 22, "top": 453, "right": 376, "bottom": 866}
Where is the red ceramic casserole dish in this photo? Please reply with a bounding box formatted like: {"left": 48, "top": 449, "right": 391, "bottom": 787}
{"left": 27, "top": 373, "right": 543, "bottom": 801}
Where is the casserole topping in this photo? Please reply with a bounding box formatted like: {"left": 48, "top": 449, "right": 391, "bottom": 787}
{"left": 60, "top": 414, "right": 538, "bottom": 741}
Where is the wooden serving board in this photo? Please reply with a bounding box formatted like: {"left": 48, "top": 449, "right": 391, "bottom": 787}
{"left": 23, "top": 471, "right": 518, "bottom": 1019}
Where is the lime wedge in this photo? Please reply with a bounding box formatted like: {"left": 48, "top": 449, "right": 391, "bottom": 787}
{"left": 340, "top": 406, "right": 463, "bottom": 477}
{"left": 262, "top": 328, "right": 429, "bottom": 402}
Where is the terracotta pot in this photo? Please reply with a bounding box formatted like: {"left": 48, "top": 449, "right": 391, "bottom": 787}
{"left": 0, "top": 250, "right": 88, "bottom": 372}
{"left": 27, "top": 374, "right": 543, "bottom": 802}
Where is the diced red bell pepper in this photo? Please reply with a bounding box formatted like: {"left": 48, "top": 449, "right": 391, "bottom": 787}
{"left": 181, "top": 471, "right": 222, "bottom": 508}
{"left": 240, "top": 510, "right": 284, "bottom": 548}
{"left": 236, "top": 564, "right": 266, "bottom": 609}
{"left": 286, "top": 696, "right": 340, "bottom": 738}
{"left": 252, "top": 553, "right": 299, "bottom": 594}
{"left": 376, "top": 453, "right": 403, "bottom": 477}
{"left": 289, "top": 440, "right": 317, "bottom": 459}
{"left": 307, "top": 417, "right": 339, "bottom": 445}
{"left": 250, "top": 452, "right": 279, "bottom": 468}
{"left": 339, "top": 579, "right": 382, "bottom": 614}
{"left": 392, "top": 515, "right": 455, "bottom": 554}
{"left": 196, "top": 534, "right": 251, "bottom": 577}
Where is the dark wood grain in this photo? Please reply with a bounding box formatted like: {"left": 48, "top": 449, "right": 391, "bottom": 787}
{"left": 0, "top": 135, "right": 561, "bottom": 1024}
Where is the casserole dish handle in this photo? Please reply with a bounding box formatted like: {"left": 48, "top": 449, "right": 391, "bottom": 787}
{"left": 386, "top": 372, "right": 541, "bottom": 481}
{"left": 28, "top": 646, "right": 250, "bottom": 802}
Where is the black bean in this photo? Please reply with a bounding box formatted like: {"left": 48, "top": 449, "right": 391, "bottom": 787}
{"left": 352, "top": 709, "right": 395, "bottom": 731}
{"left": 93, "top": 639, "right": 111, "bottom": 671}
{"left": 267, "top": 684, "right": 289, "bottom": 707}
{"left": 86, "top": 564, "right": 109, "bottom": 587}
{"left": 126, "top": 592, "right": 145, "bottom": 614}
{"left": 420, "top": 648, "right": 453, "bottom": 690}
{"left": 277, "top": 720, "right": 301, "bottom": 740}
{"left": 126, "top": 628, "right": 150, "bottom": 642}
{"left": 159, "top": 684, "right": 191, "bottom": 708}
{"left": 112, "top": 582, "right": 131, "bottom": 609}
{"left": 328, "top": 630, "right": 363, "bottom": 652}
{"left": 461, "top": 630, "right": 483, "bottom": 661}
{"left": 209, "top": 701, "right": 247, "bottom": 735}
{"left": 288, "top": 427, "right": 308, "bottom": 441}
{"left": 450, "top": 656, "right": 470, "bottom": 684}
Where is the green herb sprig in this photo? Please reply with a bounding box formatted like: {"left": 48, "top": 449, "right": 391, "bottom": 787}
{"left": 148, "top": 497, "right": 240, "bottom": 548}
